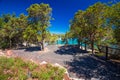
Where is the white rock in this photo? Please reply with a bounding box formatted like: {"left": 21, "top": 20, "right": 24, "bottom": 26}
{"left": 40, "top": 61, "right": 47, "bottom": 65}
{"left": 30, "top": 59, "right": 34, "bottom": 63}
{"left": 54, "top": 63, "right": 65, "bottom": 69}
{"left": 91, "top": 78, "right": 99, "bottom": 80}
{"left": 0, "top": 52, "right": 4, "bottom": 54}
{"left": 70, "top": 78, "right": 85, "bottom": 80}
{"left": 0, "top": 51, "right": 5, "bottom": 56}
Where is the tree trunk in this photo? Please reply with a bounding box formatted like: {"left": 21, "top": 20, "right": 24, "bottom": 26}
{"left": 97, "top": 45, "right": 101, "bottom": 52}
{"left": 16, "top": 44, "right": 19, "bottom": 49}
{"left": 72, "top": 38, "right": 74, "bottom": 45}
{"left": 85, "top": 41, "right": 87, "bottom": 51}
{"left": 26, "top": 42, "right": 29, "bottom": 47}
{"left": 81, "top": 42, "right": 83, "bottom": 49}
{"left": 66, "top": 39, "right": 68, "bottom": 45}
{"left": 77, "top": 39, "right": 80, "bottom": 49}
{"left": 41, "top": 39, "right": 45, "bottom": 51}
{"left": 9, "top": 39, "right": 12, "bottom": 49}
{"left": 91, "top": 41, "right": 94, "bottom": 54}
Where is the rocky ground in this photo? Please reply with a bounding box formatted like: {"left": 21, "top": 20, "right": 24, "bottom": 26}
{"left": 1, "top": 45, "right": 120, "bottom": 80}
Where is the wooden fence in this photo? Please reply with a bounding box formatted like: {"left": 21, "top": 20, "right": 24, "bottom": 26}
{"left": 98, "top": 45, "right": 120, "bottom": 60}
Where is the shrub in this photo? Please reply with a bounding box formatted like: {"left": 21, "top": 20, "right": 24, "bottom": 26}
{"left": 18, "top": 69, "right": 27, "bottom": 80}
{"left": 0, "top": 57, "right": 14, "bottom": 69}
{"left": 32, "top": 71, "right": 39, "bottom": 78}
{"left": 0, "top": 74, "right": 9, "bottom": 80}
{"left": 14, "top": 58, "right": 27, "bottom": 68}
{"left": 0, "top": 56, "right": 65, "bottom": 80}
{"left": 27, "top": 61, "right": 38, "bottom": 71}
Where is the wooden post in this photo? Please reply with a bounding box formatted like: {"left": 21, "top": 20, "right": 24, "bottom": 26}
{"left": 85, "top": 42, "right": 87, "bottom": 51}
{"left": 106, "top": 46, "right": 108, "bottom": 60}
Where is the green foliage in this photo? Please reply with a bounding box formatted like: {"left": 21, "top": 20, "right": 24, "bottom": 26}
{"left": 69, "top": 2, "right": 108, "bottom": 53}
{"left": 27, "top": 3, "right": 52, "bottom": 50}
{"left": 0, "top": 41, "right": 9, "bottom": 49}
{"left": 70, "top": 10, "right": 85, "bottom": 39}
{"left": 0, "top": 13, "right": 27, "bottom": 49}
{"left": 14, "top": 58, "right": 28, "bottom": 68}
{"left": 48, "top": 33, "right": 59, "bottom": 44}
{"left": 0, "top": 3, "right": 52, "bottom": 50}
{"left": 18, "top": 69, "right": 27, "bottom": 80}
{"left": 110, "top": 2, "right": 120, "bottom": 45}
{"left": 0, "top": 57, "right": 14, "bottom": 69}
{"left": 38, "top": 71, "right": 51, "bottom": 80}
{"left": 94, "top": 52, "right": 105, "bottom": 57}
{"left": 84, "top": 2, "right": 108, "bottom": 45}
{"left": 32, "top": 65, "right": 65, "bottom": 80}
{"left": 27, "top": 61, "right": 38, "bottom": 71}
{"left": 0, "top": 57, "right": 27, "bottom": 79}
{"left": 0, "top": 57, "right": 65, "bottom": 80}
{"left": 114, "top": 28, "right": 120, "bottom": 44}
{"left": 69, "top": 2, "right": 120, "bottom": 53}
{"left": 0, "top": 74, "right": 10, "bottom": 80}
{"left": 23, "top": 25, "right": 38, "bottom": 44}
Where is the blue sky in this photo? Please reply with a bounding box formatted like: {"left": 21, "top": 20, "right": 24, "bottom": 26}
{"left": 0, "top": 0, "right": 116, "bottom": 34}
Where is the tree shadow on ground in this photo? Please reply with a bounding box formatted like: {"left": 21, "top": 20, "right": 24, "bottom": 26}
{"left": 65, "top": 55, "right": 120, "bottom": 80}
{"left": 25, "top": 46, "right": 41, "bottom": 52}
{"left": 55, "top": 45, "right": 88, "bottom": 55}
{"left": 17, "top": 46, "right": 41, "bottom": 52}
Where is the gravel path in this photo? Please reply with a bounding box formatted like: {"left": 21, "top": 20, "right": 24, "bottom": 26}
{"left": 12, "top": 45, "right": 120, "bottom": 80}
{"left": 12, "top": 45, "right": 73, "bottom": 66}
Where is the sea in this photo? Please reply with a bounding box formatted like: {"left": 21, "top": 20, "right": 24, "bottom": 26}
{"left": 55, "top": 38, "right": 119, "bottom": 49}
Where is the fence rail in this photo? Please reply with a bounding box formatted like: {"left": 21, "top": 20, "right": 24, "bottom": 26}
{"left": 98, "top": 45, "right": 120, "bottom": 60}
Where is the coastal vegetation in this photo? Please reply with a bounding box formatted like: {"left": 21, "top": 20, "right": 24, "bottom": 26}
{"left": 67, "top": 2, "right": 120, "bottom": 54}
{"left": 0, "top": 1, "right": 120, "bottom": 80}
{"left": 0, "top": 57, "right": 65, "bottom": 80}
{"left": 0, "top": 2, "right": 119, "bottom": 52}
{"left": 0, "top": 3, "right": 53, "bottom": 50}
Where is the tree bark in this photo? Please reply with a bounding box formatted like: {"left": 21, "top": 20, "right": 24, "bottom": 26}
{"left": 41, "top": 39, "right": 45, "bottom": 51}
{"left": 91, "top": 40, "right": 94, "bottom": 54}
{"left": 97, "top": 45, "right": 101, "bottom": 52}
{"left": 26, "top": 41, "right": 29, "bottom": 48}
{"left": 81, "top": 42, "right": 83, "bottom": 49}
{"left": 66, "top": 39, "right": 68, "bottom": 45}
{"left": 77, "top": 39, "right": 80, "bottom": 49}
{"left": 72, "top": 38, "right": 74, "bottom": 45}
{"left": 85, "top": 41, "right": 87, "bottom": 51}
{"left": 9, "top": 38, "right": 12, "bottom": 49}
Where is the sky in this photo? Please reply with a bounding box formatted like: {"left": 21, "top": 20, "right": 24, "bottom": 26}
{"left": 0, "top": 0, "right": 118, "bottom": 34}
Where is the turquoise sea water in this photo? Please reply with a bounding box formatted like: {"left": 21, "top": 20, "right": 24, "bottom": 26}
{"left": 56, "top": 38, "right": 78, "bottom": 45}
{"left": 55, "top": 39, "right": 120, "bottom": 50}
{"left": 56, "top": 38, "right": 85, "bottom": 47}
{"left": 55, "top": 38, "right": 95, "bottom": 48}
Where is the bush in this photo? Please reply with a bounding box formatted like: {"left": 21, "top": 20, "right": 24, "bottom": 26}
{"left": 27, "top": 61, "right": 38, "bottom": 71}
{"left": 18, "top": 69, "right": 27, "bottom": 80}
{"left": 0, "top": 56, "right": 65, "bottom": 80}
{"left": 32, "top": 64, "right": 65, "bottom": 80}
{"left": 0, "top": 74, "right": 9, "bottom": 80}
{"left": 0, "top": 41, "right": 9, "bottom": 49}
{"left": 14, "top": 57, "right": 27, "bottom": 68}
{"left": 0, "top": 57, "right": 14, "bottom": 69}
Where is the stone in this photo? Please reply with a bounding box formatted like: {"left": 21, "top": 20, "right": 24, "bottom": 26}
{"left": 0, "top": 51, "right": 5, "bottom": 56}
{"left": 6, "top": 50, "right": 13, "bottom": 56}
{"left": 40, "top": 61, "right": 47, "bottom": 65}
